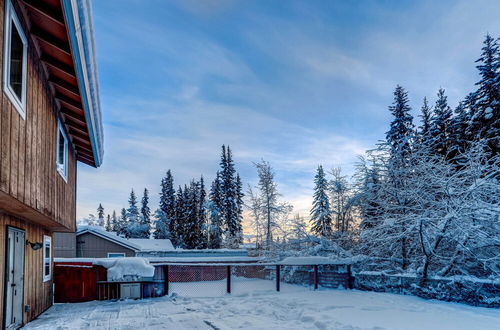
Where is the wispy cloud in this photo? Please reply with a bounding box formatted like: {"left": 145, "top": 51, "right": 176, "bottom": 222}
{"left": 79, "top": 0, "right": 500, "bottom": 224}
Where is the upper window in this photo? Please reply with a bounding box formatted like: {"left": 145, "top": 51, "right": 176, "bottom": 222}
{"left": 56, "top": 121, "right": 68, "bottom": 181}
{"left": 43, "top": 235, "right": 52, "bottom": 282}
{"left": 3, "top": 0, "right": 27, "bottom": 118}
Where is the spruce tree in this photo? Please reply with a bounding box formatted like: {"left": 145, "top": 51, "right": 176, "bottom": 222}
{"left": 159, "top": 170, "right": 176, "bottom": 238}
{"left": 97, "top": 203, "right": 105, "bottom": 227}
{"left": 310, "top": 165, "right": 332, "bottom": 237}
{"left": 139, "top": 188, "right": 151, "bottom": 238}
{"left": 197, "top": 176, "right": 208, "bottom": 248}
{"left": 386, "top": 85, "right": 414, "bottom": 164}
{"left": 418, "top": 97, "right": 432, "bottom": 141}
{"left": 105, "top": 214, "right": 112, "bottom": 231}
{"left": 111, "top": 210, "right": 118, "bottom": 232}
{"left": 430, "top": 88, "right": 453, "bottom": 158}
{"left": 208, "top": 172, "right": 224, "bottom": 248}
{"left": 172, "top": 186, "right": 184, "bottom": 247}
{"left": 469, "top": 34, "right": 499, "bottom": 156}
{"left": 220, "top": 145, "right": 242, "bottom": 247}
{"left": 118, "top": 208, "right": 128, "bottom": 237}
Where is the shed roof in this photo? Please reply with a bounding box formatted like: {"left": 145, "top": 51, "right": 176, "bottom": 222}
{"left": 76, "top": 226, "right": 175, "bottom": 252}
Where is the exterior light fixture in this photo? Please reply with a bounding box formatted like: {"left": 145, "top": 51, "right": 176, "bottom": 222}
{"left": 26, "top": 240, "right": 43, "bottom": 250}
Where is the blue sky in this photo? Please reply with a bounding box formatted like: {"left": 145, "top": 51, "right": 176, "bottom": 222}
{"left": 77, "top": 0, "right": 499, "bottom": 222}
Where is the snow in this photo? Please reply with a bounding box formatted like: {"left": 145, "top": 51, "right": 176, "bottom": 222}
{"left": 23, "top": 288, "right": 500, "bottom": 330}
{"left": 77, "top": 226, "right": 175, "bottom": 252}
{"left": 55, "top": 256, "right": 263, "bottom": 264}
{"left": 94, "top": 257, "right": 155, "bottom": 281}
{"left": 280, "top": 256, "right": 345, "bottom": 265}
{"left": 128, "top": 238, "right": 174, "bottom": 252}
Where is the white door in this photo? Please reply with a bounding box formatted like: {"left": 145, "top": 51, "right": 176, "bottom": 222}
{"left": 4, "top": 227, "right": 25, "bottom": 329}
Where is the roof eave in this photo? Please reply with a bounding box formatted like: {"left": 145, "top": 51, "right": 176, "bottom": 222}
{"left": 61, "top": 0, "right": 103, "bottom": 167}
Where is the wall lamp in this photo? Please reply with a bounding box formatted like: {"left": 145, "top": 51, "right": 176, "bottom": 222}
{"left": 26, "top": 240, "right": 43, "bottom": 250}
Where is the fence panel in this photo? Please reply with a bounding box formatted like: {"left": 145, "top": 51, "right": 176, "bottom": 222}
{"left": 167, "top": 265, "right": 228, "bottom": 297}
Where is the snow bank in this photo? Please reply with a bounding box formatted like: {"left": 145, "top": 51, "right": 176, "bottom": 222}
{"left": 94, "top": 257, "right": 155, "bottom": 281}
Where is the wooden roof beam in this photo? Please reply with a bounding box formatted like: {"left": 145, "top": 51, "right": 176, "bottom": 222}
{"left": 31, "top": 26, "right": 71, "bottom": 55}
{"left": 21, "top": 0, "right": 65, "bottom": 26}
{"left": 49, "top": 76, "right": 80, "bottom": 97}
{"left": 41, "top": 54, "right": 76, "bottom": 78}
{"left": 56, "top": 93, "right": 83, "bottom": 111}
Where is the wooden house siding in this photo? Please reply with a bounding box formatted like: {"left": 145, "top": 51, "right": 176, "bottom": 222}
{"left": 0, "top": 0, "right": 77, "bottom": 232}
{"left": 77, "top": 233, "right": 136, "bottom": 258}
{"left": 0, "top": 212, "right": 53, "bottom": 325}
{"left": 53, "top": 232, "right": 76, "bottom": 258}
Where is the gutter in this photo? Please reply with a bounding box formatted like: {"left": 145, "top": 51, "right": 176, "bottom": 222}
{"left": 61, "top": 0, "right": 104, "bottom": 167}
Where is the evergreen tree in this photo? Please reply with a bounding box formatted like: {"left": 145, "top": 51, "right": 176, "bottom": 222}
{"left": 430, "top": 88, "right": 453, "bottom": 158}
{"left": 208, "top": 172, "right": 224, "bottom": 248}
{"left": 197, "top": 176, "right": 208, "bottom": 248}
{"left": 418, "top": 97, "right": 432, "bottom": 141}
{"left": 158, "top": 170, "right": 176, "bottom": 239}
{"left": 449, "top": 101, "right": 470, "bottom": 158}
{"left": 135, "top": 188, "right": 151, "bottom": 238}
{"left": 310, "top": 165, "right": 332, "bottom": 237}
{"left": 97, "top": 203, "right": 105, "bottom": 227}
{"left": 219, "top": 145, "right": 242, "bottom": 247}
{"left": 105, "top": 214, "right": 112, "bottom": 231}
{"left": 386, "top": 85, "right": 414, "bottom": 164}
{"left": 125, "top": 189, "right": 145, "bottom": 238}
{"left": 118, "top": 208, "right": 128, "bottom": 237}
{"left": 235, "top": 174, "right": 244, "bottom": 240}
{"left": 172, "top": 186, "right": 184, "bottom": 247}
{"left": 111, "top": 210, "right": 118, "bottom": 232}
{"left": 469, "top": 34, "right": 499, "bottom": 156}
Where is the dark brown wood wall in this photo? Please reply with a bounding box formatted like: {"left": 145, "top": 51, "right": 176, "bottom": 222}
{"left": 0, "top": 0, "right": 77, "bottom": 232}
{"left": 0, "top": 212, "right": 53, "bottom": 325}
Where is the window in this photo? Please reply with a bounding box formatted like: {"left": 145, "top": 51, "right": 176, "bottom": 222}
{"left": 107, "top": 253, "right": 125, "bottom": 258}
{"left": 43, "top": 235, "right": 52, "bottom": 282}
{"left": 56, "top": 120, "right": 68, "bottom": 181}
{"left": 3, "top": 0, "right": 27, "bottom": 118}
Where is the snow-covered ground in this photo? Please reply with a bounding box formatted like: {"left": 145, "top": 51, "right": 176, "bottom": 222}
{"left": 24, "top": 282, "right": 500, "bottom": 330}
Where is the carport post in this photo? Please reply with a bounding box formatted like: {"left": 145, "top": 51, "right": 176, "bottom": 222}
{"left": 227, "top": 265, "right": 231, "bottom": 294}
{"left": 276, "top": 265, "right": 281, "bottom": 292}
{"left": 314, "top": 265, "right": 319, "bottom": 290}
{"left": 165, "top": 265, "right": 169, "bottom": 296}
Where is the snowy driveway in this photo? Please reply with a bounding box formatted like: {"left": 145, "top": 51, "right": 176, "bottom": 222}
{"left": 24, "top": 289, "right": 500, "bottom": 330}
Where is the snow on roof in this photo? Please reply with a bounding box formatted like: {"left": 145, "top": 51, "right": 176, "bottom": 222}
{"left": 76, "top": 226, "right": 174, "bottom": 252}
{"left": 128, "top": 238, "right": 174, "bottom": 252}
{"left": 279, "top": 256, "right": 352, "bottom": 265}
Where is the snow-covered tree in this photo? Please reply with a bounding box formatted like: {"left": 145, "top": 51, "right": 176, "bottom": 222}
{"left": 328, "top": 167, "right": 355, "bottom": 233}
{"left": 246, "top": 185, "right": 263, "bottom": 248}
{"left": 386, "top": 85, "right": 414, "bottom": 164}
{"left": 220, "top": 146, "right": 242, "bottom": 247}
{"left": 156, "top": 170, "right": 176, "bottom": 240}
{"left": 97, "top": 204, "right": 105, "bottom": 227}
{"left": 138, "top": 188, "right": 151, "bottom": 237}
{"left": 254, "top": 160, "right": 290, "bottom": 249}
{"left": 111, "top": 210, "right": 118, "bottom": 232}
{"left": 430, "top": 88, "right": 453, "bottom": 158}
{"left": 310, "top": 165, "right": 332, "bottom": 237}
{"left": 468, "top": 34, "right": 499, "bottom": 157}
{"left": 105, "top": 214, "right": 112, "bottom": 231}
{"left": 208, "top": 172, "right": 224, "bottom": 249}
{"left": 117, "top": 208, "right": 128, "bottom": 237}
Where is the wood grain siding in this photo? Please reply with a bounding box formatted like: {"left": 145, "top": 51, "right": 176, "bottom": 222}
{"left": 0, "top": 0, "right": 76, "bottom": 232}
{"left": 0, "top": 212, "right": 53, "bottom": 325}
{"left": 77, "top": 233, "right": 136, "bottom": 258}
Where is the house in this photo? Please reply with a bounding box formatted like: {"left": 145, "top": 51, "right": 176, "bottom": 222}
{"left": 73, "top": 226, "right": 175, "bottom": 258}
{"left": 0, "top": 0, "right": 102, "bottom": 328}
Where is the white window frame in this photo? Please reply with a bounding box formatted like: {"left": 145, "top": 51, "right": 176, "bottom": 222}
{"left": 107, "top": 252, "right": 125, "bottom": 258}
{"left": 3, "top": 0, "right": 28, "bottom": 119}
{"left": 56, "top": 120, "right": 69, "bottom": 182}
{"left": 43, "top": 235, "right": 52, "bottom": 282}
